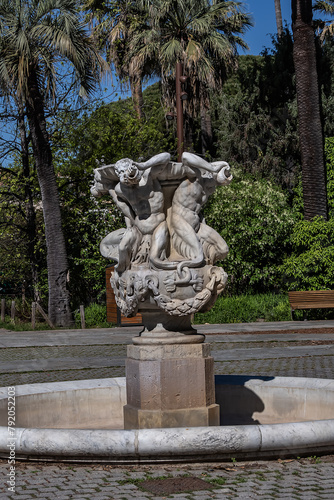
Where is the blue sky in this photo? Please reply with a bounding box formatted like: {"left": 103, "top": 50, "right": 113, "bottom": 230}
{"left": 243, "top": 1, "right": 292, "bottom": 55}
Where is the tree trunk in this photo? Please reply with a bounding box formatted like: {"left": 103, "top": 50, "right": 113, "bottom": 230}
{"left": 292, "top": 0, "right": 327, "bottom": 220}
{"left": 200, "top": 94, "right": 213, "bottom": 156}
{"left": 275, "top": 0, "right": 283, "bottom": 36}
{"left": 129, "top": 75, "right": 144, "bottom": 120}
{"left": 17, "top": 100, "right": 40, "bottom": 301}
{"left": 26, "top": 70, "right": 72, "bottom": 326}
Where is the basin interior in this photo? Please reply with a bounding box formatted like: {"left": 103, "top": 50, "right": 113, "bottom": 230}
{"left": 1, "top": 375, "right": 334, "bottom": 429}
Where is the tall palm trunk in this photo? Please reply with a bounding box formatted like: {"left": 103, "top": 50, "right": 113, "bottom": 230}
{"left": 275, "top": 0, "right": 283, "bottom": 36}
{"left": 17, "top": 100, "right": 39, "bottom": 300}
{"left": 26, "top": 70, "right": 72, "bottom": 326}
{"left": 129, "top": 74, "right": 144, "bottom": 120}
{"left": 292, "top": 0, "right": 327, "bottom": 220}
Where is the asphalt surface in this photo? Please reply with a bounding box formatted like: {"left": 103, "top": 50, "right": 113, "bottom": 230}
{"left": 1, "top": 320, "right": 334, "bottom": 499}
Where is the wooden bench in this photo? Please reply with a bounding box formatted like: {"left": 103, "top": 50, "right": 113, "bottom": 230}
{"left": 288, "top": 290, "right": 334, "bottom": 319}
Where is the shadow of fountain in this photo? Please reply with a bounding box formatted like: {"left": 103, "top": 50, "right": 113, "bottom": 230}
{"left": 215, "top": 375, "right": 275, "bottom": 425}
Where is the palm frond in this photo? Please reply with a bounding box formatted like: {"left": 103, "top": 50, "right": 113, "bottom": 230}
{"left": 160, "top": 39, "right": 183, "bottom": 67}
{"left": 314, "top": 0, "right": 334, "bottom": 15}
{"left": 0, "top": 0, "right": 108, "bottom": 104}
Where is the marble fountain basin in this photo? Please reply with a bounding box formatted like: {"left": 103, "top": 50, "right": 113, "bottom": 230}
{"left": 0, "top": 375, "right": 334, "bottom": 463}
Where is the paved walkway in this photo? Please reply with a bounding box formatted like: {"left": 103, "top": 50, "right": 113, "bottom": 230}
{"left": 1, "top": 320, "right": 334, "bottom": 499}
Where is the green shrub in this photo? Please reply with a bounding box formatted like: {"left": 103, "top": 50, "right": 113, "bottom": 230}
{"left": 75, "top": 303, "right": 111, "bottom": 328}
{"left": 280, "top": 217, "right": 334, "bottom": 291}
{"left": 195, "top": 293, "right": 291, "bottom": 324}
{"left": 204, "top": 170, "right": 298, "bottom": 295}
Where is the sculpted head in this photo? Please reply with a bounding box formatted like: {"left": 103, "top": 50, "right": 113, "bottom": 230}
{"left": 115, "top": 158, "right": 141, "bottom": 185}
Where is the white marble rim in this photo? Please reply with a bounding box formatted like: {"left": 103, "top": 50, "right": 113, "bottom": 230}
{"left": 0, "top": 420, "right": 334, "bottom": 462}
{"left": 1, "top": 376, "right": 334, "bottom": 461}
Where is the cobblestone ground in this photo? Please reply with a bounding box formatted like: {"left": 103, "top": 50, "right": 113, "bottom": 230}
{"left": 1, "top": 458, "right": 334, "bottom": 499}
{"left": 2, "top": 355, "right": 334, "bottom": 387}
{"left": 1, "top": 339, "right": 334, "bottom": 386}
{"left": 214, "top": 355, "right": 334, "bottom": 379}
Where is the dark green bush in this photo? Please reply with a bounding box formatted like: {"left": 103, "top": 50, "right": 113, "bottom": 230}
{"left": 204, "top": 170, "right": 298, "bottom": 295}
{"left": 280, "top": 217, "right": 334, "bottom": 291}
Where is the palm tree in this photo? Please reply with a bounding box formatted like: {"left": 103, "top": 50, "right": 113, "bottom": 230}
{"left": 274, "top": 0, "right": 283, "bottom": 36}
{"left": 314, "top": 0, "right": 334, "bottom": 41}
{"left": 0, "top": 0, "right": 106, "bottom": 325}
{"left": 109, "top": 1, "right": 149, "bottom": 120}
{"left": 292, "top": 0, "right": 327, "bottom": 220}
{"left": 130, "top": 0, "right": 252, "bottom": 155}
{"left": 83, "top": 0, "right": 148, "bottom": 119}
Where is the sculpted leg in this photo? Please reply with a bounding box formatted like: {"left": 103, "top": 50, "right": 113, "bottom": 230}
{"left": 100, "top": 228, "right": 126, "bottom": 261}
{"left": 150, "top": 221, "right": 169, "bottom": 263}
{"left": 170, "top": 212, "right": 204, "bottom": 276}
{"left": 198, "top": 223, "right": 229, "bottom": 264}
{"left": 116, "top": 226, "right": 141, "bottom": 273}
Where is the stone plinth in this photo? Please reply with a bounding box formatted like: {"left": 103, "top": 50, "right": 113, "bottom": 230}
{"left": 123, "top": 343, "right": 219, "bottom": 429}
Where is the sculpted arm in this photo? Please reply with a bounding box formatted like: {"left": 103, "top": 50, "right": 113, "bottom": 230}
{"left": 181, "top": 152, "right": 232, "bottom": 185}
{"left": 109, "top": 188, "right": 135, "bottom": 228}
{"left": 133, "top": 152, "right": 171, "bottom": 172}
{"left": 91, "top": 164, "right": 119, "bottom": 196}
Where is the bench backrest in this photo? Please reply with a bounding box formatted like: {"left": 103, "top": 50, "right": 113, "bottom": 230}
{"left": 288, "top": 290, "right": 334, "bottom": 310}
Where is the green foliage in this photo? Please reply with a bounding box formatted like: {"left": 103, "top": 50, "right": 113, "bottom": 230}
{"left": 0, "top": 318, "right": 53, "bottom": 331}
{"left": 281, "top": 137, "right": 334, "bottom": 296}
{"left": 66, "top": 83, "right": 174, "bottom": 169}
{"left": 213, "top": 32, "right": 300, "bottom": 189}
{"left": 62, "top": 201, "right": 122, "bottom": 307}
{"left": 0, "top": 299, "right": 53, "bottom": 330}
{"left": 204, "top": 170, "right": 298, "bottom": 295}
{"left": 0, "top": 0, "right": 104, "bottom": 103}
{"left": 195, "top": 293, "right": 291, "bottom": 324}
{"left": 126, "top": 0, "right": 252, "bottom": 153}
{"left": 74, "top": 303, "right": 110, "bottom": 328}
{"left": 280, "top": 217, "right": 334, "bottom": 291}
{"left": 213, "top": 33, "right": 334, "bottom": 189}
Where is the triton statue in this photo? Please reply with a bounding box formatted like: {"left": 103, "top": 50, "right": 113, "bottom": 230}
{"left": 91, "top": 152, "right": 232, "bottom": 344}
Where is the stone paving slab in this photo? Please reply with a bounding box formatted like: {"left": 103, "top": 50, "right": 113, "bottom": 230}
{"left": 212, "top": 344, "right": 334, "bottom": 361}
{"left": 0, "top": 328, "right": 137, "bottom": 348}
{"left": 1, "top": 344, "right": 334, "bottom": 373}
{"left": 208, "top": 332, "right": 334, "bottom": 343}
{"left": 196, "top": 320, "right": 334, "bottom": 333}
{"left": 1, "top": 356, "right": 125, "bottom": 372}
{"left": 1, "top": 320, "right": 334, "bottom": 348}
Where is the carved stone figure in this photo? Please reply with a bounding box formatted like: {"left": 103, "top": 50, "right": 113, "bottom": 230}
{"left": 92, "top": 152, "right": 232, "bottom": 344}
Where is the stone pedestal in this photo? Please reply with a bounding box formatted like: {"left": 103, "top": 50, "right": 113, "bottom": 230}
{"left": 123, "top": 343, "right": 219, "bottom": 429}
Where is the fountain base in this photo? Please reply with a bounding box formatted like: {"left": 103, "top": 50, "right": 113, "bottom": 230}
{"left": 1, "top": 375, "right": 334, "bottom": 462}
{"left": 124, "top": 343, "right": 219, "bottom": 429}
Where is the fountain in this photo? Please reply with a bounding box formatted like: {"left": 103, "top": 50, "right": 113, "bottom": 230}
{"left": 0, "top": 151, "right": 334, "bottom": 462}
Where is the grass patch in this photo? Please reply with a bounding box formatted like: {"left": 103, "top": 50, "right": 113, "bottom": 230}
{"left": 0, "top": 317, "right": 53, "bottom": 331}
{"left": 208, "top": 477, "right": 226, "bottom": 486}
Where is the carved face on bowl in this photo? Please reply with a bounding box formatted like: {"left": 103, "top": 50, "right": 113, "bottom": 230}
{"left": 115, "top": 159, "right": 141, "bottom": 185}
